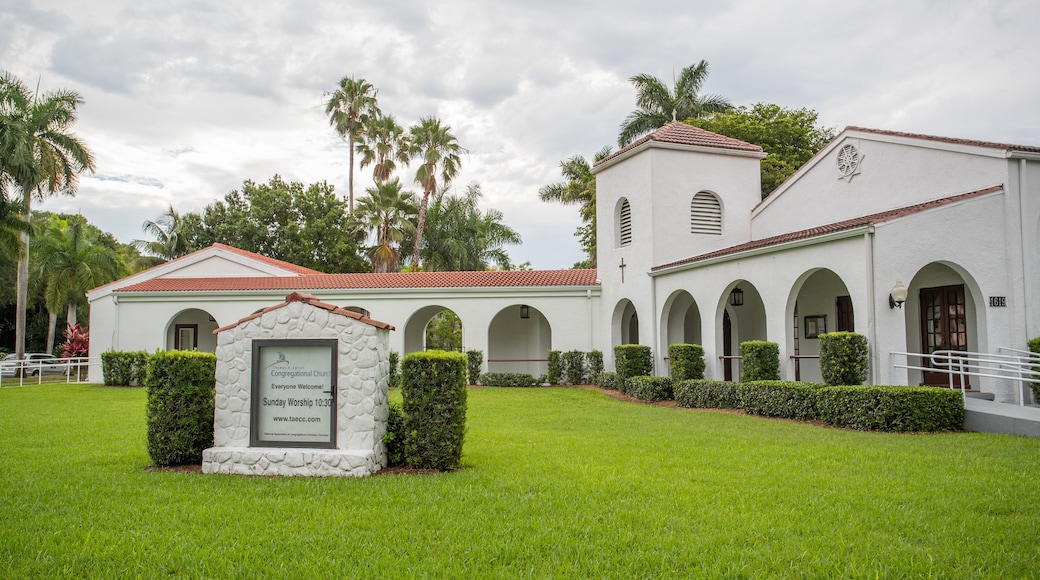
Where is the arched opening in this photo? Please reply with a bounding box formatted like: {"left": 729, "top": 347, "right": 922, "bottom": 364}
{"left": 487, "top": 305, "right": 552, "bottom": 377}
{"left": 165, "top": 308, "right": 219, "bottom": 352}
{"left": 403, "top": 305, "right": 464, "bottom": 354}
{"left": 611, "top": 299, "right": 640, "bottom": 348}
{"left": 787, "top": 268, "right": 855, "bottom": 383}
{"left": 905, "top": 262, "right": 982, "bottom": 387}
{"left": 717, "top": 281, "right": 766, "bottom": 381}
{"left": 661, "top": 290, "right": 702, "bottom": 353}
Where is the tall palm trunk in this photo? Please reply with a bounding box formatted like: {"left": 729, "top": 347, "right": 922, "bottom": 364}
{"left": 46, "top": 311, "right": 57, "bottom": 354}
{"left": 348, "top": 145, "right": 355, "bottom": 213}
{"left": 15, "top": 199, "right": 30, "bottom": 363}
{"left": 67, "top": 302, "right": 77, "bottom": 327}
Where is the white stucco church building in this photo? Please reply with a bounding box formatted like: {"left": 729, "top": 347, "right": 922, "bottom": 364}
{"left": 87, "top": 122, "right": 1040, "bottom": 403}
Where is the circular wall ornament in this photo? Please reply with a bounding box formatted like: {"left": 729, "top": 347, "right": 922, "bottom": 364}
{"left": 836, "top": 143, "right": 864, "bottom": 181}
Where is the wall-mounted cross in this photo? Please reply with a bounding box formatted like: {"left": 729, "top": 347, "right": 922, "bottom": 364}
{"left": 619, "top": 258, "right": 626, "bottom": 283}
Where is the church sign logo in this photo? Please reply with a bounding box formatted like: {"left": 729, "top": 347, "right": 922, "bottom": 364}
{"left": 250, "top": 339, "right": 337, "bottom": 448}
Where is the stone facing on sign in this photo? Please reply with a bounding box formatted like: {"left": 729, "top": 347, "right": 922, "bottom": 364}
{"left": 202, "top": 295, "right": 391, "bottom": 477}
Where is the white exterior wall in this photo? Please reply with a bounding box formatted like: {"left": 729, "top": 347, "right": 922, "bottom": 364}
{"left": 753, "top": 135, "right": 1008, "bottom": 238}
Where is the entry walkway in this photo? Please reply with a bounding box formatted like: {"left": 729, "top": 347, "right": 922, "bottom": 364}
{"left": 963, "top": 397, "right": 1040, "bottom": 438}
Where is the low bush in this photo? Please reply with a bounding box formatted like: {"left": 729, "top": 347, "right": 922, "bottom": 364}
{"left": 740, "top": 341, "right": 780, "bottom": 381}
{"left": 563, "top": 350, "right": 586, "bottom": 385}
{"left": 101, "top": 350, "right": 150, "bottom": 386}
{"left": 674, "top": 380, "right": 740, "bottom": 409}
{"left": 817, "top": 385, "right": 964, "bottom": 432}
{"left": 382, "top": 401, "right": 406, "bottom": 466}
{"left": 594, "top": 371, "right": 619, "bottom": 391}
{"left": 1029, "top": 337, "right": 1040, "bottom": 401}
{"left": 480, "top": 373, "right": 538, "bottom": 387}
{"left": 145, "top": 350, "right": 216, "bottom": 467}
{"left": 738, "top": 380, "right": 825, "bottom": 421}
{"left": 615, "top": 344, "right": 652, "bottom": 382}
{"left": 668, "top": 344, "right": 705, "bottom": 382}
{"left": 401, "top": 350, "right": 468, "bottom": 470}
{"left": 388, "top": 351, "right": 400, "bottom": 388}
{"left": 547, "top": 350, "right": 562, "bottom": 385}
{"left": 587, "top": 350, "right": 604, "bottom": 378}
{"left": 466, "top": 350, "right": 483, "bottom": 386}
{"left": 819, "top": 332, "right": 869, "bottom": 385}
{"left": 627, "top": 376, "right": 673, "bottom": 402}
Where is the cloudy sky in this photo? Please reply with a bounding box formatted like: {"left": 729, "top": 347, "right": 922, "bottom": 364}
{"left": 3, "top": 0, "right": 1038, "bottom": 269}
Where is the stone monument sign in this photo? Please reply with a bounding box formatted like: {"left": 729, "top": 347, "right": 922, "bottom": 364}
{"left": 202, "top": 292, "right": 394, "bottom": 477}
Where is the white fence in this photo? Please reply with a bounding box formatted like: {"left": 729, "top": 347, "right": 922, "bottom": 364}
{"left": 891, "top": 348, "right": 1040, "bottom": 406}
{"left": 0, "top": 356, "right": 97, "bottom": 387}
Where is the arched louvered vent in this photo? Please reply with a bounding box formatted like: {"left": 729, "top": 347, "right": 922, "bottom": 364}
{"left": 619, "top": 199, "right": 632, "bottom": 246}
{"left": 690, "top": 191, "right": 722, "bottom": 235}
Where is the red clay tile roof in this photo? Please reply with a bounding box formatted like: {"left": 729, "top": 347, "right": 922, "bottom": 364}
{"left": 653, "top": 185, "right": 1003, "bottom": 271}
{"left": 845, "top": 127, "right": 1040, "bottom": 154}
{"left": 116, "top": 269, "right": 599, "bottom": 292}
{"left": 597, "top": 122, "right": 764, "bottom": 166}
{"left": 208, "top": 243, "right": 324, "bottom": 275}
{"left": 215, "top": 292, "right": 394, "bottom": 332}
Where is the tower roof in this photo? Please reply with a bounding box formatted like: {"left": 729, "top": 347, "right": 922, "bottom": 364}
{"left": 595, "top": 122, "right": 764, "bottom": 169}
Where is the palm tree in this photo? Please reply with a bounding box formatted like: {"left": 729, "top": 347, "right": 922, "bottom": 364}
{"left": 0, "top": 71, "right": 95, "bottom": 362}
{"left": 131, "top": 205, "right": 190, "bottom": 269}
{"left": 538, "top": 146, "right": 612, "bottom": 267}
{"left": 0, "top": 198, "right": 32, "bottom": 263}
{"left": 32, "top": 215, "right": 124, "bottom": 352}
{"left": 617, "top": 60, "right": 732, "bottom": 146}
{"left": 324, "top": 76, "right": 380, "bottom": 212}
{"left": 408, "top": 117, "right": 464, "bottom": 271}
{"left": 357, "top": 113, "right": 411, "bottom": 184}
{"left": 350, "top": 178, "right": 417, "bottom": 273}
{"left": 416, "top": 182, "right": 521, "bottom": 271}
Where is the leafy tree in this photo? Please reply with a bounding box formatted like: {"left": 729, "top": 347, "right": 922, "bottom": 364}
{"left": 618, "top": 60, "right": 732, "bottom": 147}
{"left": 0, "top": 199, "right": 31, "bottom": 264}
{"left": 182, "top": 175, "right": 369, "bottom": 273}
{"left": 408, "top": 117, "right": 464, "bottom": 271}
{"left": 538, "top": 146, "right": 611, "bottom": 267}
{"left": 425, "top": 310, "right": 462, "bottom": 351}
{"left": 350, "top": 178, "right": 417, "bottom": 273}
{"left": 0, "top": 71, "right": 95, "bottom": 362}
{"left": 31, "top": 214, "right": 124, "bottom": 352}
{"left": 410, "top": 182, "right": 521, "bottom": 272}
{"left": 325, "top": 76, "right": 380, "bottom": 212}
{"left": 358, "top": 113, "right": 411, "bottom": 184}
{"left": 689, "top": 103, "right": 836, "bottom": 196}
{"left": 132, "top": 205, "right": 191, "bottom": 269}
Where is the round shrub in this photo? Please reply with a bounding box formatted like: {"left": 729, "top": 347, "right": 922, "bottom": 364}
{"left": 563, "top": 350, "right": 586, "bottom": 385}
{"left": 145, "top": 351, "right": 216, "bottom": 467}
{"left": 614, "top": 344, "right": 652, "bottom": 381}
{"left": 740, "top": 341, "right": 780, "bottom": 382}
{"left": 819, "top": 332, "right": 869, "bottom": 385}
{"left": 401, "top": 350, "right": 468, "bottom": 470}
{"left": 547, "top": 350, "right": 562, "bottom": 385}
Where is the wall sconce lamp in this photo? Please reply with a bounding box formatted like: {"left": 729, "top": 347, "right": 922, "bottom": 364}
{"left": 520, "top": 304, "right": 530, "bottom": 319}
{"left": 889, "top": 281, "right": 908, "bottom": 309}
{"left": 730, "top": 288, "right": 744, "bottom": 307}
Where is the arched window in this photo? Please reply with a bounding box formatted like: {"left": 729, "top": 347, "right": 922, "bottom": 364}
{"left": 619, "top": 199, "right": 632, "bottom": 246}
{"left": 690, "top": 191, "right": 722, "bottom": 235}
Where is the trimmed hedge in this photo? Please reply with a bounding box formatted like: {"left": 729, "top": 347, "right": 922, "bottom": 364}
{"left": 668, "top": 344, "right": 705, "bottom": 382}
{"left": 466, "top": 350, "right": 483, "bottom": 386}
{"left": 627, "top": 376, "right": 673, "bottom": 402}
{"left": 614, "top": 344, "right": 652, "bottom": 382}
{"left": 817, "top": 385, "right": 964, "bottom": 432}
{"left": 480, "top": 372, "right": 538, "bottom": 387}
{"left": 819, "top": 332, "right": 869, "bottom": 386}
{"left": 1030, "top": 337, "right": 1040, "bottom": 401}
{"left": 738, "top": 380, "right": 825, "bottom": 421}
{"left": 145, "top": 351, "right": 216, "bottom": 467}
{"left": 740, "top": 341, "right": 780, "bottom": 381}
{"left": 401, "top": 350, "right": 468, "bottom": 470}
{"left": 547, "top": 350, "right": 562, "bottom": 385}
{"left": 587, "top": 350, "right": 604, "bottom": 378}
{"left": 382, "top": 401, "right": 406, "bottom": 466}
{"left": 563, "top": 350, "right": 586, "bottom": 385}
{"left": 675, "top": 380, "right": 740, "bottom": 409}
{"left": 101, "top": 350, "right": 150, "bottom": 386}
{"left": 594, "top": 371, "right": 620, "bottom": 391}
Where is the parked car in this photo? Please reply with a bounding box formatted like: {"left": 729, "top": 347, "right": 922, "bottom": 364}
{"left": 0, "top": 353, "right": 68, "bottom": 377}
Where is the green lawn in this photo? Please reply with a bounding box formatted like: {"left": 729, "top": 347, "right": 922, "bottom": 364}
{"left": 1, "top": 384, "right": 1038, "bottom": 578}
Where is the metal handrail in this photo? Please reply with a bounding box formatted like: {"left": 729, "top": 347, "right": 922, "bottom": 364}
{"left": 891, "top": 349, "right": 1039, "bottom": 405}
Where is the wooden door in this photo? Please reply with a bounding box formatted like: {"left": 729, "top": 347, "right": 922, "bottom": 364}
{"left": 723, "top": 310, "right": 733, "bottom": 381}
{"left": 919, "top": 284, "right": 968, "bottom": 386}
{"left": 836, "top": 295, "right": 854, "bottom": 332}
